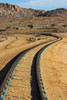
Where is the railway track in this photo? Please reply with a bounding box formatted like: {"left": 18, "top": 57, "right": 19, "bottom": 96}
{"left": 0, "top": 37, "right": 62, "bottom": 100}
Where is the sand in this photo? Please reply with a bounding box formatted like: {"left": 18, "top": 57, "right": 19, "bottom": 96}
{"left": 0, "top": 34, "right": 54, "bottom": 70}
{"left": 41, "top": 34, "right": 67, "bottom": 100}
{"left": 0, "top": 33, "right": 67, "bottom": 100}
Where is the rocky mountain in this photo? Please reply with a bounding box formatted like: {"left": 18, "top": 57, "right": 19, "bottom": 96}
{"left": 38, "top": 8, "right": 67, "bottom": 17}
{"left": 0, "top": 3, "right": 67, "bottom": 18}
{"left": 0, "top": 3, "right": 46, "bottom": 18}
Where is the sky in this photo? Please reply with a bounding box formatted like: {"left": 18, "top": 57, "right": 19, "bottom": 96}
{"left": 0, "top": 0, "right": 67, "bottom": 11}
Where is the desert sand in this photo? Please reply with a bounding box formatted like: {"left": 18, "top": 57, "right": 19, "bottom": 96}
{"left": 0, "top": 33, "right": 67, "bottom": 100}
{"left": 0, "top": 34, "right": 55, "bottom": 70}
{"left": 41, "top": 34, "right": 67, "bottom": 100}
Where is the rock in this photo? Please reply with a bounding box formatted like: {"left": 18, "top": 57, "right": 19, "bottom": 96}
{"left": 0, "top": 3, "right": 46, "bottom": 18}
{"left": 0, "top": 3, "right": 67, "bottom": 18}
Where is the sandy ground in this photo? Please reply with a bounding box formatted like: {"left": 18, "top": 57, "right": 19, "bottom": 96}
{"left": 0, "top": 33, "right": 67, "bottom": 100}
{"left": 0, "top": 34, "right": 54, "bottom": 71}
{"left": 41, "top": 34, "right": 67, "bottom": 100}
{"left": 0, "top": 34, "right": 55, "bottom": 100}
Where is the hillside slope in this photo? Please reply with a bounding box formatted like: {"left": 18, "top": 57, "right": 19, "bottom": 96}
{"left": 0, "top": 3, "right": 67, "bottom": 18}
{"left": 44, "top": 8, "right": 67, "bottom": 17}
{"left": 0, "top": 3, "right": 45, "bottom": 18}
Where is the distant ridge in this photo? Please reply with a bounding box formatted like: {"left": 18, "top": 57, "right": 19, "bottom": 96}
{"left": 0, "top": 3, "right": 46, "bottom": 18}
{"left": 0, "top": 3, "right": 67, "bottom": 18}
{"left": 44, "top": 8, "right": 67, "bottom": 17}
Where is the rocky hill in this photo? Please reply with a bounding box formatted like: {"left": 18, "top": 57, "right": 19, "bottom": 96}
{"left": 0, "top": 3, "right": 67, "bottom": 18}
{"left": 45, "top": 8, "right": 67, "bottom": 17}
{"left": 38, "top": 8, "right": 67, "bottom": 17}
{"left": 0, "top": 3, "right": 45, "bottom": 18}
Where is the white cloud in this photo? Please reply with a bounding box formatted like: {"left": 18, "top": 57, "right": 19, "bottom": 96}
{"left": 20, "top": 0, "right": 67, "bottom": 10}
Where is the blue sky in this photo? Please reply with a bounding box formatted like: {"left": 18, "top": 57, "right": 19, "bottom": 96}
{"left": 0, "top": 0, "right": 67, "bottom": 10}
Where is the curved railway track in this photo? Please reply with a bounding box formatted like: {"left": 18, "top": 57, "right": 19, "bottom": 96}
{"left": 0, "top": 36, "right": 62, "bottom": 100}
{"left": 36, "top": 37, "right": 62, "bottom": 100}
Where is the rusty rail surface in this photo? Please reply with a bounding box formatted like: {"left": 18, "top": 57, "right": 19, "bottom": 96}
{"left": 36, "top": 37, "right": 62, "bottom": 100}
{"left": 0, "top": 36, "right": 62, "bottom": 100}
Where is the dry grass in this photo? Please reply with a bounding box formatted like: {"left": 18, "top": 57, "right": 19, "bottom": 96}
{"left": 0, "top": 17, "right": 67, "bottom": 35}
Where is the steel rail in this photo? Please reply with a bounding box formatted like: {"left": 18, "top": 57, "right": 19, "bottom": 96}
{"left": 0, "top": 36, "right": 62, "bottom": 100}
{"left": 36, "top": 37, "right": 62, "bottom": 100}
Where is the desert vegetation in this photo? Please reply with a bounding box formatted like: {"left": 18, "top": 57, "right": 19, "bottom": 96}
{"left": 0, "top": 17, "right": 67, "bottom": 36}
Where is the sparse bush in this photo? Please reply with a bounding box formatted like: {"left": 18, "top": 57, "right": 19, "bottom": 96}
{"left": 16, "top": 27, "right": 19, "bottom": 30}
{"left": 51, "top": 24, "right": 55, "bottom": 27}
{"left": 27, "top": 24, "right": 33, "bottom": 28}
{"left": 63, "top": 24, "right": 67, "bottom": 28}
{"left": 13, "top": 27, "right": 19, "bottom": 30}
{"left": 6, "top": 26, "right": 11, "bottom": 29}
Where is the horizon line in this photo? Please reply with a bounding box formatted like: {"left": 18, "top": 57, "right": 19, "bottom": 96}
{"left": 0, "top": 2, "right": 67, "bottom": 11}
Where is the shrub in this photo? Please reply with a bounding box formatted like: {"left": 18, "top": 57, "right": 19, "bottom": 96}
{"left": 27, "top": 24, "right": 33, "bottom": 28}
{"left": 63, "top": 24, "right": 67, "bottom": 28}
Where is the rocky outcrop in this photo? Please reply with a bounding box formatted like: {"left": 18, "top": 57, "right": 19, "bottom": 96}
{"left": 0, "top": 3, "right": 46, "bottom": 18}
{"left": 0, "top": 3, "right": 67, "bottom": 18}
{"left": 38, "top": 8, "right": 67, "bottom": 17}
